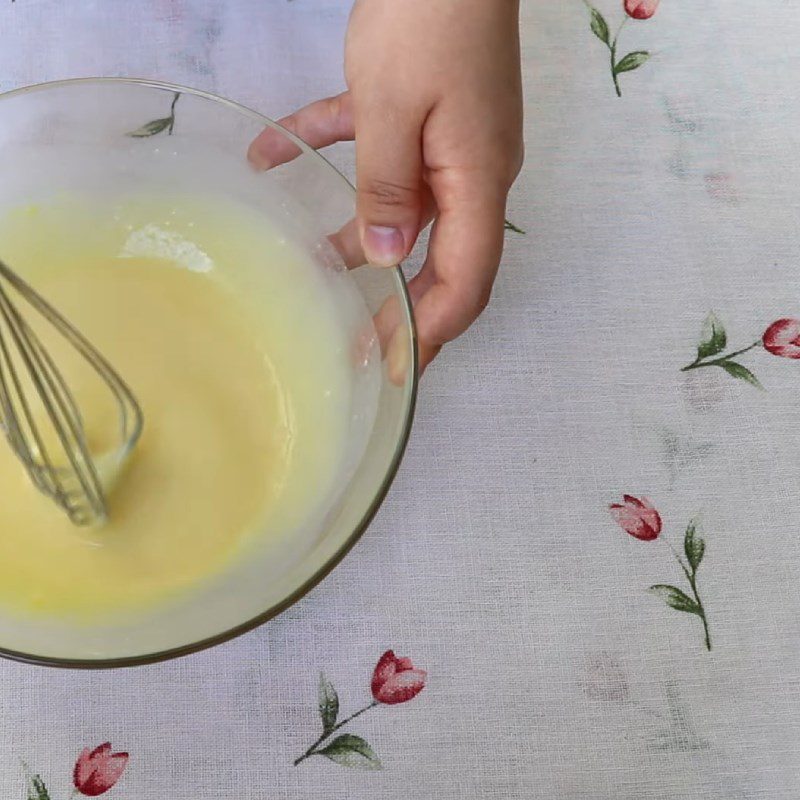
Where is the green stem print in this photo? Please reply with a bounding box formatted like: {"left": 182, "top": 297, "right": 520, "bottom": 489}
{"left": 584, "top": 2, "right": 655, "bottom": 97}
{"left": 609, "top": 18, "right": 627, "bottom": 98}
{"left": 681, "top": 311, "right": 800, "bottom": 389}
{"left": 504, "top": 219, "right": 526, "bottom": 234}
{"left": 610, "top": 496, "right": 711, "bottom": 652}
{"left": 681, "top": 311, "right": 761, "bottom": 385}
{"left": 22, "top": 761, "right": 52, "bottom": 800}
{"left": 126, "top": 92, "right": 181, "bottom": 138}
{"left": 294, "top": 694, "right": 380, "bottom": 767}
{"left": 657, "top": 530, "right": 712, "bottom": 651}
{"left": 294, "top": 651, "right": 426, "bottom": 770}
{"left": 682, "top": 342, "right": 762, "bottom": 372}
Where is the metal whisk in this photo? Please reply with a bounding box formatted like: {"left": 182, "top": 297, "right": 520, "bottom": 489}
{"left": 0, "top": 259, "right": 143, "bottom": 526}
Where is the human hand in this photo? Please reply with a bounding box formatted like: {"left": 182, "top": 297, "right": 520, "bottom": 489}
{"left": 249, "top": 0, "right": 523, "bottom": 376}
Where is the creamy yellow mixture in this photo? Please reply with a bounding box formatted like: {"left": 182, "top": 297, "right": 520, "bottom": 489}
{"left": 0, "top": 194, "right": 353, "bottom": 619}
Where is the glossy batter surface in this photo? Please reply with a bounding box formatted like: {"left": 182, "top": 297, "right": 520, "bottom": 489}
{"left": 0, "top": 195, "right": 351, "bottom": 619}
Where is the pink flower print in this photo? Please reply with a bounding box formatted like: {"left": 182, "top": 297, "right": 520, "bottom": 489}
{"left": 624, "top": 0, "right": 660, "bottom": 20}
{"left": 155, "top": 0, "right": 185, "bottom": 22}
{"left": 73, "top": 743, "right": 129, "bottom": 796}
{"left": 763, "top": 319, "right": 800, "bottom": 359}
{"left": 371, "top": 650, "right": 427, "bottom": 705}
{"left": 585, "top": 1, "right": 657, "bottom": 97}
{"left": 580, "top": 653, "right": 631, "bottom": 703}
{"left": 295, "top": 650, "right": 427, "bottom": 769}
{"left": 704, "top": 172, "right": 740, "bottom": 206}
{"left": 609, "top": 495, "right": 662, "bottom": 541}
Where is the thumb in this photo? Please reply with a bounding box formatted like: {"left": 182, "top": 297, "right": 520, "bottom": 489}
{"left": 355, "top": 102, "right": 425, "bottom": 267}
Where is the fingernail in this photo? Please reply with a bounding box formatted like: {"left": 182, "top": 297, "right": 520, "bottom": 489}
{"left": 246, "top": 143, "right": 272, "bottom": 171}
{"left": 386, "top": 325, "right": 412, "bottom": 386}
{"left": 363, "top": 225, "right": 404, "bottom": 268}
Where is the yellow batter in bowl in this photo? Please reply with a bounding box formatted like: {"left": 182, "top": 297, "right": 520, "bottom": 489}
{"left": 0, "top": 193, "right": 362, "bottom": 620}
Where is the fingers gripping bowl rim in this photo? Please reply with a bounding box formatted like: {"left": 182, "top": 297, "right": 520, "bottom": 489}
{"left": 0, "top": 77, "right": 418, "bottom": 668}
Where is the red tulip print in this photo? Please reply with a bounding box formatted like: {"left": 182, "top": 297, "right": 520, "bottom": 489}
{"left": 762, "top": 318, "right": 800, "bottom": 359}
{"left": 609, "top": 495, "right": 662, "bottom": 541}
{"left": 23, "top": 742, "right": 129, "bottom": 800}
{"left": 611, "top": 499, "right": 711, "bottom": 651}
{"left": 371, "top": 650, "right": 427, "bottom": 704}
{"left": 295, "top": 650, "right": 427, "bottom": 770}
{"left": 584, "top": 0, "right": 656, "bottom": 97}
{"left": 74, "top": 743, "right": 129, "bottom": 796}
{"left": 682, "top": 312, "right": 800, "bottom": 388}
{"left": 624, "top": 0, "right": 659, "bottom": 20}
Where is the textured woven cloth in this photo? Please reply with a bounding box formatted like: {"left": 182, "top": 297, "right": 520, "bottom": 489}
{"left": 0, "top": 1, "right": 799, "bottom": 798}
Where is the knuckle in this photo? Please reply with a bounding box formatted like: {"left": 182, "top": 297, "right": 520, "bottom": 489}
{"left": 474, "top": 285, "right": 493, "bottom": 315}
{"left": 486, "top": 131, "right": 524, "bottom": 187}
{"left": 459, "top": 281, "right": 493, "bottom": 319}
{"left": 510, "top": 143, "right": 525, "bottom": 181}
{"left": 327, "top": 95, "right": 342, "bottom": 126}
{"left": 280, "top": 114, "right": 300, "bottom": 137}
{"left": 326, "top": 94, "right": 348, "bottom": 134}
{"left": 496, "top": 141, "right": 524, "bottom": 188}
{"left": 361, "top": 178, "right": 418, "bottom": 209}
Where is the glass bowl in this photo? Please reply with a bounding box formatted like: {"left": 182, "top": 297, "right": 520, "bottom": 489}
{"left": 0, "top": 78, "right": 417, "bottom": 667}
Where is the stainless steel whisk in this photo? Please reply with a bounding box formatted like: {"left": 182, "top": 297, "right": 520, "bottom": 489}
{"left": 0, "top": 259, "right": 143, "bottom": 526}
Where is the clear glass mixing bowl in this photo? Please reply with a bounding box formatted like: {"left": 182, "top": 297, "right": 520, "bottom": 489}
{"left": 0, "top": 78, "right": 417, "bottom": 667}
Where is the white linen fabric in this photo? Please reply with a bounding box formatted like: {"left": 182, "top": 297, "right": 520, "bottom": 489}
{"left": 0, "top": 1, "right": 797, "bottom": 797}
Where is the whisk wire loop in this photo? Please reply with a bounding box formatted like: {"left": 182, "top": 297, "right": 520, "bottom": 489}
{"left": 0, "top": 259, "right": 143, "bottom": 526}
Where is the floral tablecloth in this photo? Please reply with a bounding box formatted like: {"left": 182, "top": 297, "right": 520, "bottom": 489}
{"left": 1, "top": 1, "right": 799, "bottom": 798}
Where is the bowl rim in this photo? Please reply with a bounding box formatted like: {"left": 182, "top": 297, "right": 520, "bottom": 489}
{"left": 0, "top": 76, "right": 419, "bottom": 669}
